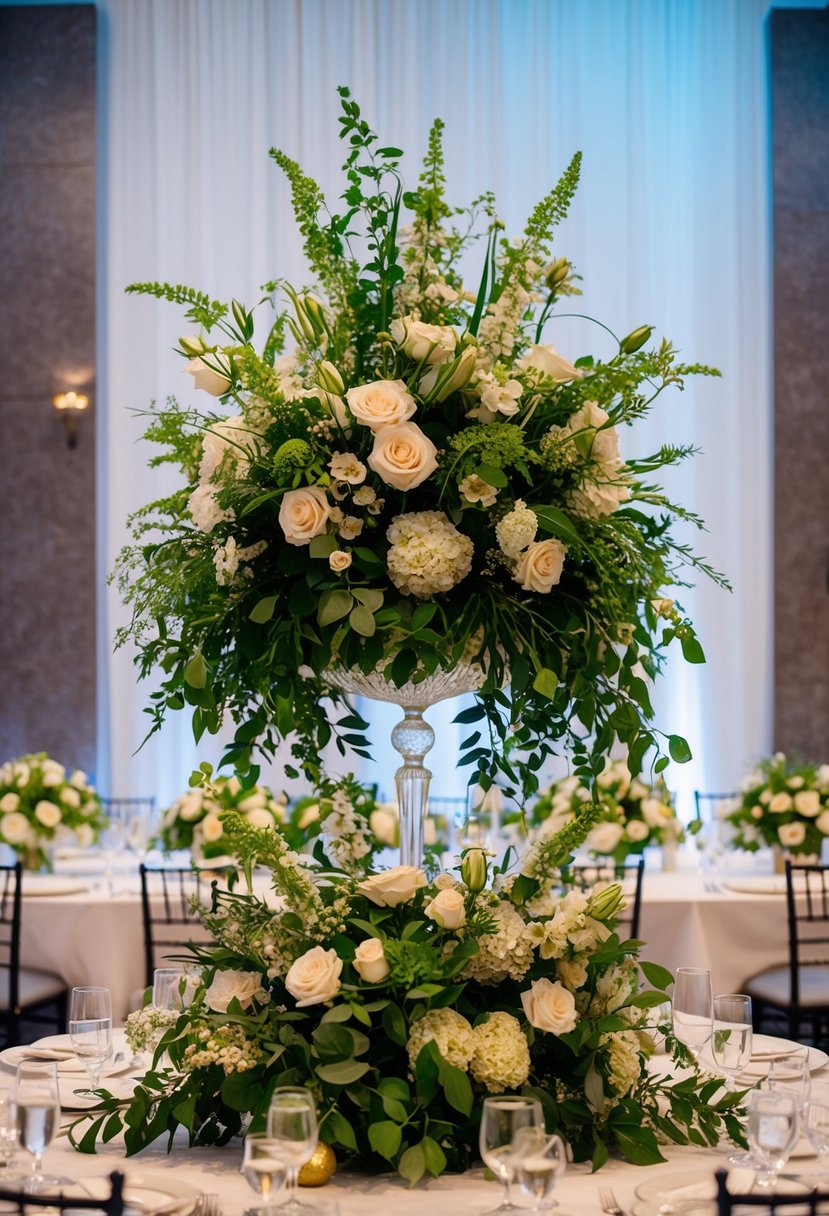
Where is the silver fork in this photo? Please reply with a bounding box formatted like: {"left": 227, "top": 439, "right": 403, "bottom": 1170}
{"left": 599, "top": 1186, "right": 627, "bottom": 1216}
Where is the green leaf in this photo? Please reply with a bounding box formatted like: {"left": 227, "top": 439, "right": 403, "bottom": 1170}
{"left": 315, "top": 1059, "right": 371, "bottom": 1085}
{"left": 352, "top": 587, "right": 384, "bottom": 612}
{"left": 421, "top": 1135, "right": 447, "bottom": 1177}
{"left": 473, "top": 463, "right": 508, "bottom": 489}
{"left": 398, "top": 1143, "right": 426, "bottom": 1186}
{"left": 439, "top": 1060, "right": 473, "bottom": 1115}
{"left": 380, "top": 1095, "right": 408, "bottom": 1123}
{"left": 382, "top": 1003, "right": 407, "bottom": 1047}
{"left": 533, "top": 668, "right": 558, "bottom": 699}
{"left": 326, "top": 1109, "right": 357, "bottom": 1150}
{"left": 584, "top": 1062, "right": 604, "bottom": 1111}
{"left": 534, "top": 505, "right": 581, "bottom": 547}
{"left": 378, "top": 1076, "right": 410, "bottom": 1101}
{"left": 680, "top": 634, "right": 706, "bottom": 664}
{"left": 249, "top": 595, "right": 278, "bottom": 624}
{"left": 184, "top": 652, "right": 207, "bottom": 689}
{"left": 668, "top": 734, "right": 692, "bottom": 764}
{"left": 349, "top": 604, "right": 377, "bottom": 637}
{"left": 368, "top": 1120, "right": 402, "bottom": 1161}
{"left": 640, "top": 961, "right": 674, "bottom": 991}
{"left": 310, "top": 533, "right": 338, "bottom": 558}
{"left": 318, "top": 589, "right": 354, "bottom": 627}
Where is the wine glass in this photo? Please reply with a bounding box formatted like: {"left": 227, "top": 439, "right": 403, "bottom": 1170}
{"left": 671, "top": 968, "right": 713, "bottom": 1060}
{"left": 479, "top": 1095, "right": 544, "bottom": 1213}
{"left": 803, "top": 1101, "right": 829, "bottom": 1167}
{"left": 267, "top": 1086, "right": 318, "bottom": 1213}
{"left": 768, "top": 1050, "right": 811, "bottom": 1113}
{"left": 152, "top": 968, "right": 190, "bottom": 1012}
{"left": 69, "top": 986, "right": 113, "bottom": 1092}
{"left": 747, "top": 1088, "right": 799, "bottom": 1188}
{"left": 513, "top": 1128, "right": 567, "bottom": 1212}
{"left": 13, "top": 1061, "right": 62, "bottom": 1190}
{"left": 710, "top": 994, "right": 752, "bottom": 1090}
{"left": 241, "top": 1131, "right": 287, "bottom": 1216}
{"left": 99, "top": 809, "right": 127, "bottom": 895}
{"left": 126, "top": 805, "right": 155, "bottom": 863}
{"left": 0, "top": 1093, "right": 20, "bottom": 1174}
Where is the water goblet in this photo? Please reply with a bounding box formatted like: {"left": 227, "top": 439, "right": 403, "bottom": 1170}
{"left": 747, "top": 1088, "right": 799, "bottom": 1188}
{"left": 804, "top": 1101, "right": 829, "bottom": 1169}
{"left": 152, "top": 968, "right": 191, "bottom": 1013}
{"left": 267, "top": 1086, "right": 318, "bottom": 1213}
{"left": 671, "top": 968, "right": 713, "bottom": 1061}
{"left": 768, "top": 1050, "right": 811, "bottom": 1113}
{"left": 479, "top": 1094, "right": 544, "bottom": 1213}
{"left": 13, "top": 1061, "right": 63, "bottom": 1191}
{"left": 99, "top": 809, "right": 127, "bottom": 895}
{"left": 69, "top": 985, "right": 113, "bottom": 1093}
{"left": 513, "top": 1128, "right": 567, "bottom": 1212}
{"left": 241, "top": 1131, "right": 287, "bottom": 1216}
{"left": 710, "top": 994, "right": 752, "bottom": 1090}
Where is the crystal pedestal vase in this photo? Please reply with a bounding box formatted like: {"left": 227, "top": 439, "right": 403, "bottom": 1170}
{"left": 324, "top": 663, "right": 489, "bottom": 867}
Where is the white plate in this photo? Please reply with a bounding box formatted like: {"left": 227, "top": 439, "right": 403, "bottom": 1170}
{"left": 20, "top": 874, "right": 88, "bottom": 897}
{"left": 0, "top": 1033, "right": 134, "bottom": 1077}
{"left": 740, "top": 1035, "right": 829, "bottom": 1077}
{"left": 722, "top": 875, "right": 817, "bottom": 896}
{"left": 61, "top": 1172, "right": 199, "bottom": 1215}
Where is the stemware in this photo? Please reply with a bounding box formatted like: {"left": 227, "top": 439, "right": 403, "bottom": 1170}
{"left": 747, "top": 1088, "right": 799, "bottom": 1187}
{"left": 126, "top": 805, "right": 155, "bottom": 863}
{"left": 241, "top": 1131, "right": 287, "bottom": 1216}
{"left": 267, "top": 1086, "right": 319, "bottom": 1213}
{"left": 710, "top": 994, "right": 752, "bottom": 1090}
{"left": 513, "top": 1128, "right": 567, "bottom": 1213}
{"left": 99, "top": 809, "right": 127, "bottom": 896}
{"left": 13, "top": 1061, "right": 63, "bottom": 1191}
{"left": 68, "top": 986, "right": 113, "bottom": 1092}
{"left": 152, "top": 968, "right": 190, "bottom": 1012}
{"left": 768, "top": 1050, "right": 811, "bottom": 1113}
{"left": 671, "top": 968, "right": 713, "bottom": 1061}
{"left": 0, "top": 1093, "right": 19, "bottom": 1174}
{"left": 479, "top": 1095, "right": 544, "bottom": 1213}
{"left": 803, "top": 1101, "right": 829, "bottom": 1167}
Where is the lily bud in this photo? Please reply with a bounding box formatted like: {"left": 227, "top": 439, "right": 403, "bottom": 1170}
{"left": 420, "top": 344, "right": 478, "bottom": 403}
{"left": 619, "top": 324, "right": 653, "bottom": 355}
{"left": 587, "top": 882, "right": 625, "bottom": 922}
{"left": 231, "top": 299, "right": 249, "bottom": 334}
{"left": 179, "top": 335, "right": 206, "bottom": 357}
{"left": 303, "top": 294, "right": 328, "bottom": 337}
{"left": 545, "top": 258, "right": 570, "bottom": 290}
{"left": 317, "top": 360, "right": 345, "bottom": 396}
{"left": 461, "top": 847, "right": 488, "bottom": 893}
{"left": 294, "top": 300, "right": 317, "bottom": 343}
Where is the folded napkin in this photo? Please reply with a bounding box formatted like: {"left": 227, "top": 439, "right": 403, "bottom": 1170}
{"left": 657, "top": 1169, "right": 755, "bottom": 1206}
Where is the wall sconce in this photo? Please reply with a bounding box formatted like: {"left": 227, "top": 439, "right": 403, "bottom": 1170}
{"left": 53, "top": 391, "right": 89, "bottom": 449}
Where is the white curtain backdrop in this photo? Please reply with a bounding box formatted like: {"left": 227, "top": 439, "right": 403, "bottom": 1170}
{"left": 97, "top": 0, "right": 798, "bottom": 815}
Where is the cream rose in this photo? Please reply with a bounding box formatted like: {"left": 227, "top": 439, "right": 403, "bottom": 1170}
{"left": 816, "top": 811, "right": 829, "bottom": 836}
{"left": 246, "top": 808, "right": 275, "bottom": 830}
{"left": 200, "top": 812, "right": 224, "bottom": 843}
{"left": 41, "top": 761, "right": 65, "bottom": 787}
{"left": 329, "top": 550, "right": 352, "bottom": 573}
{"left": 369, "top": 808, "right": 399, "bottom": 847}
{"left": 556, "top": 958, "right": 589, "bottom": 991}
{"left": 285, "top": 946, "right": 343, "bottom": 1007}
{"left": 298, "top": 804, "right": 320, "bottom": 829}
{"left": 69, "top": 769, "right": 88, "bottom": 790}
{"left": 34, "top": 801, "right": 61, "bottom": 828}
{"left": 352, "top": 938, "right": 390, "bottom": 984}
{"left": 518, "top": 343, "right": 581, "bottom": 383}
{"left": 625, "top": 819, "right": 649, "bottom": 843}
{"left": 1, "top": 812, "right": 30, "bottom": 844}
{"left": 521, "top": 978, "right": 578, "bottom": 1035}
{"left": 587, "top": 821, "right": 625, "bottom": 854}
{"left": 0, "top": 793, "right": 19, "bottom": 813}
{"left": 425, "top": 887, "right": 466, "bottom": 930}
{"left": 205, "top": 969, "right": 264, "bottom": 1013}
{"left": 794, "top": 790, "right": 821, "bottom": 817}
{"left": 641, "top": 799, "right": 672, "bottom": 828}
{"left": 177, "top": 792, "right": 204, "bottom": 821}
{"left": 778, "top": 821, "right": 807, "bottom": 848}
{"left": 514, "top": 538, "right": 567, "bottom": 594}
{"left": 769, "top": 792, "right": 793, "bottom": 813}
{"left": 356, "top": 866, "right": 427, "bottom": 907}
{"left": 185, "top": 352, "right": 232, "bottom": 396}
{"left": 238, "top": 791, "right": 267, "bottom": 811}
{"left": 59, "top": 787, "right": 81, "bottom": 808}
{"left": 367, "top": 422, "right": 438, "bottom": 491}
{"left": 346, "top": 380, "right": 417, "bottom": 430}
{"left": 278, "top": 486, "right": 331, "bottom": 546}
{"left": 390, "top": 316, "right": 457, "bottom": 365}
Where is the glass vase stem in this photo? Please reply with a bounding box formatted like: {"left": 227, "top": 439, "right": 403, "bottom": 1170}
{"left": 391, "top": 707, "right": 435, "bottom": 869}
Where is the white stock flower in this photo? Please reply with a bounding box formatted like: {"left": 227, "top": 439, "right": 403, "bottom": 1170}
{"left": 587, "top": 822, "right": 625, "bottom": 854}
{"left": 778, "top": 821, "right": 807, "bottom": 849}
{"left": 34, "top": 801, "right": 61, "bottom": 828}
{"left": 185, "top": 352, "right": 232, "bottom": 397}
{"left": 390, "top": 316, "right": 457, "bottom": 365}
{"left": 188, "top": 484, "right": 234, "bottom": 533}
{"left": 556, "top": 957, "right": 589, "bottom": 990}
{"left": 459, "top": 474, "right": 499, "bottom": 508}
{"left": 337, "top": 516, "right": 363, "bottom": 541}
{"left": 424, "top": 887, "right": 466, "bottom": 930}
{"left": 278, "top": 487, "right": 331, "bottom": 546}
{"left": 328, "top": 452, "right": 367, "bottom": 484}
{"left": 13, "top": 762, "right": 31, "bottom": 786}
{"left": 368, "top": 422, "right": 438, "bottom": 491}
{"left": 352, "top": 485, "right": 376, "bottom": 506}
{"left": 346, "top": 380, "right": 417, "bottom": 430}
{"left": 514, "top": 539, "right": 567, "bottom": 593}
{"left": 1, "top": 813, "right": 30, "bottom": 844}
{"left": 352, "top": 938, "right": 390, "bottom": 983}
{"left": 517, "top": 343, "right": 581, "bottom": 383}
{"left": 285, "top": 947, "right": 343, "bottom": 1007}
{"left": 356, "top": 866, "right": 427, "bottom": 907}
{"left": 386, "top": 511, "right": 474, "bottom": 599}
{"left": 205, "top": 970, "right": 265, "bottom": 1013}
{"left": 495, "top": 500, "right": 537, "bottom": 559}
{"left": 521, "top": 978, "right": 578, "bottom": 1034}
{"left": 473, "top": 377, "right": 522, "bottom": 421}
{"left": 566, "top": 401, "right": 620, "bottom": 463}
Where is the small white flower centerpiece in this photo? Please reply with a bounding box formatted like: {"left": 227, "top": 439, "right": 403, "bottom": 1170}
{"left": 0, "top": 753, "right": 106, "bottom": 870}
{"left": 158, "top": 774, "right": 287, "bottom": 861}
{"left": 722, "top": 753, "right": 829, "bottom": 862}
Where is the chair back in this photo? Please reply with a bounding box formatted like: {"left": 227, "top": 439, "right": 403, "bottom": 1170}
{"left": 139, "top": 865, "right": 219, "bottom": 987}
{"left": 561, "top": 857, "right": 645, "bottom": 939}
{"left": 785, "top": 861, "right": 829, "bottom": 1014}
{"left": 0, "top": 1170, "right": 124, "bottom": 1216}
{"left": 716, "top": 1166, "right": 829, "bottom": 1213}
{"left": 0, "top": 864, "right": 22, "bottom": 1020}
{"left": 693, "top": 791, "right": 738, "bottom": 821}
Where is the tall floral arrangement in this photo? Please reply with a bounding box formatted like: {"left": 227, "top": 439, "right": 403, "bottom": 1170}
{"left": 0, "top": 754, "right": 106, "bottom": 869}
{"left": 73, "top": 814, "right": 739, "bottom": 1177}
{"left": 722, "top": 753, "right": 829, "bottom": 859}
{"left": 114, "top": 89, "right": 725, "bottom": 805}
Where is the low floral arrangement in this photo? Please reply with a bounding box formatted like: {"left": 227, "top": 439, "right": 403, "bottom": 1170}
{"left": 0, "top": 753, "right": 106, "bottom": 870}
{"left": 530, "top": 761, "right": 687, "bottom": 862}
{"left": 721, "top": 753, "right": 829, "bottom": 859}
{"left": 114, "top": 87, "right": 725, "bottom": 805}
{"left": 73, "top": 813, "right": 741, "bottom": 1177}
{"left": 158, "top": 774, "right": 288, "bottom": 860}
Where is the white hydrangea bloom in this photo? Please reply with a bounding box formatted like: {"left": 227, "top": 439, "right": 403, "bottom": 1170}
{"left": 386, "top": 511, "right": 474, "bottom": 599}
{"left": 406, "top": 1008, "right": 474, "bottom": 1073}
{"left": 463, "top": 902, "right": 535, "bottom": 984}
{"left": 188, "top": 484, "right": 235, "bottom": 533}
{"left": 495, "top": 500, "right": 538, "bottom": 559}
{"left": 469, "top": 1012, "right": 530, "bottom": 1093}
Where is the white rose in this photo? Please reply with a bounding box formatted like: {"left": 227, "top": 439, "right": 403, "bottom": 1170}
{"left": 200, "top": 812, "right": 224, "bottom": 843}
{"left": 769, "top": 792, "right": 793, "bottom": 813}
{"left": 514, "top": 538, "right": 566, "bottom": 594}
{"left": 517, "top": 343, "right": 581, "bottom": 384}
{"left": 818, "top": 766, "right": 829, "bottom": 791}
{"left": 278, "top": 486, "right": 331, "bottom": 546}
{"left": 346, "top": 379, "right": 417, "bottom": 431}
{"left": 238, "top": 791, "right": 267, "bottom": 811}
{"left": 0, "top": 793, "right": 20, "bottom": 813}
{"left": 34, "top": 801, "right": 61, "bottom": 828}
{"left": 641, "top": 799, "right": 672, "bottom": 828}
{"left": 794, "top": 790, "right": 821, "bottom": 817}
{"left": 521, "top": 978, "right": 578, "bottom": 1034}
{"left": 41, "top": 761, "right": 65, "bottom": 787}
{"left": 367, "top": 422, "right": 438, "bottom": 491}
{"left": 556, "top": 958, "right": 589, "bottom": 991}
{"left": 356, "top": 866, "right": 427, "bottom": 907}
{"left": 69, "top": 769, "right": 88, "bottom": 790}
{"left": 625, "top": 819, "right": 649, "bottom": 842}
{"left": 352, "top": 938, "right": 390, "bottom": 984}
{"left": 434, "top": 872, "right": 457, "bottom": 890}
{"left": 759, "top": 789, "right": 773, "bottom": 805}
{"left": 13, "top": 763, "right": 31, "bottom": 787}
{"left": 1, "top": 812, "right": 30, "bottom": 844}
{"left": 566, "top": 400, "right": 621, "bottom": 464}
{"left": 205, "top": 969, "right": 264, "bottom": 1013}
{"left": 246, "top": 808, "right": 275, "bottom": 830}
{"left": 177, "top": 792, "right": 204, "bottom": 821}
{"left": 424, "top": 887, "right": 466, "bottom": 930}
{"left": 816, "top": 811, "right": 829, "bottom": 836}
{"left": 75, "top": 823, "right": 94, "bottom": 848}
{"left": 285, "top": 946, "right": 342, "bottom": 1007}
{"left": 778, "top": 821, "right": 807, "bottom": 848}
{"left": 185, "top": 352, "right": 232, "bottom": 396}
{"left": 788, "top": 775, "right": 805, "bottom": 789}
{"left": 390, "top": 316, "right": 457, "bottom": 365}
{"left": 59, "top": 787, "right": 81, "bottom": 808}
{"left": 329, "top": 550, "right": 353, "bottom": 573}
{"left": 587, "top": 822, "right": 625, "bottom": 854}
{"left": 369, "top": 808, "right": 399, "bottom": 847}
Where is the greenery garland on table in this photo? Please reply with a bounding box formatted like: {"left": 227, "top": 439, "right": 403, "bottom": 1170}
{"left": 113, "top": 87, "right": 727, "bottom": 805}
{"left": 70, "top": 814, "right": 743, "bottom": 1179}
